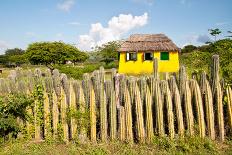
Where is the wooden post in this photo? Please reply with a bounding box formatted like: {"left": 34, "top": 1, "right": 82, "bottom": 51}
{"left": 153, "top": 58, "right": 159, "bottom": 80}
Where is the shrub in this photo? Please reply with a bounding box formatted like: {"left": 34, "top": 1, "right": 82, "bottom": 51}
{"left": 0, "top": 93, "right": 33, "bottom": 140}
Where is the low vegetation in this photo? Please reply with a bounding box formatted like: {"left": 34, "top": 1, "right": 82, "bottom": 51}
{"left": 1, "top": 136, "right": 232, "bottom": 155}
{"left": 180, "top": 39, "right": 232, "bottom": 84}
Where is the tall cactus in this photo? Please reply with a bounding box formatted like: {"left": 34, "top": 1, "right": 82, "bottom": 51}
{"left": 99, "top": 67, "right": 107, "bottom": 142}
{"left": 134, "top": 83, "right": 145, "bottom": 143}
{"left": 82, "top": 73, "right": 90, "bottom": 108}
{"left": 43, "top": 84, "right": 51, "bottom": 139}
{"left": 118, "top": 106, "right": 125, "bottom": 141}
{"left": 226, "top": 86, "right": 232, "bottom": 130}
{"left": 173, "top": 82, "right": 185, "bottom": 136}
{"left": 215, "top": 82, "right": 224, "bottom": 141}
{"left": 184, "top": 81, "right": 194, "bottom": 136}
{"left": 78, "top": 83, "right": 87, "bottom": 142}
{"left": 108, "top": 81, "right": 117, "bottom": 141}
{"left": 179, "top": 66, "right": 187, "bottom": 98}
{"left": 153, "top": 58, "right": 159, "bottom": 79}
{"left": 190, "top": 79, "right": 206, "bottom": 138}
{"left": 60, "top": 86, "right": 69, "bottom": 142}
{"left": 69, "top": 80, "right": 77, "bottom": 139}
{"left": 211, "top": 55, "right": 224, "bottom": 141}
{"left": 153, "top": 80, "right": 164, "bottom": 136}
{"left": 161, "top": 81, "right": 175, "bottom": 139}
{"left": 52, "top": 69, "right": 61, "bottom": 139}
{"left": 145, "top": 84, "right": 154, "bottom": 143}
{"left": 89, "top": 83, "right": 96, "bottom": 142}
{"left": 52, "top": 88, "right": 58, "bottom": 139}
{"left": 205, "top": 80, "right": 216, "bottom": 140}
{"left": 61, "top": 74, "right": 70, "bottom": 142}
{"left": 124, "top": 86, "right": 133, "bottom": 143}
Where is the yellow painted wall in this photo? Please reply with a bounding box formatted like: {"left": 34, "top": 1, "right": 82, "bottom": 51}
{"left": 118, "top": 51, "right": 179, "bottom": 75}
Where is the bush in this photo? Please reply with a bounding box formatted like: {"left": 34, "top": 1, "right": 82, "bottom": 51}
{"left": 0, "top": 94, "right": 33, "bottom": 140}
{"left": 55, "top": 64, "right": 101, "bottom": 80}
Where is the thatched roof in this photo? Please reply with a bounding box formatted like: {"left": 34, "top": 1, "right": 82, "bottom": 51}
{"left": 119, "top": 34, "right": 179, "bottom": 52}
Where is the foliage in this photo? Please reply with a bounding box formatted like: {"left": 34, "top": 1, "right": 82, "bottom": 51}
{"left": 54, "top": 64, "right": 101, "bottom": 80}
{"left": 180, "top": 38, "right": 232, "bottom": 84}
{"left": 25, "top": 42, "right": 89, "bottom": 69}
{"left": 209, "top": 39, "right": 232, "bottom": 84}
{"left": 0, "top": 48, "right": 27, "bottom": 67}
{"left": 4, "top": 48, "right": 25, "bottom": 56}
{"left": 208, "top": 28, "right": 222, "bottom": 41}
{"left": 181, "top": 45, "right": 197, "bottom": 53}
{"left": 95, "top": 41, "right": 121, "bottom": 64}
{"left": 0, "top": 94, "right": 33, "bottom": 139}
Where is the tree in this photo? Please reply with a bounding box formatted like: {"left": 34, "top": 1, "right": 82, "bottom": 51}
{"left": 5, "top": 48, "right": 24, "bottom": 56}
{"left": 25, "top": 41, "right": 89, "bottom": 69}
{"left": 226, "top": 31, "right": 232, "bottom": 38}
{"left": 0, "top": 48, "right": 27, "bottom": 67}
{"left": 181, "top": 45, "right": 197, "bottom": 53}
{"left": 208, "top": 28, "right": 222, "bottom": 41}
{"left": 95, "top": 41, "right": 121, "bottom": 65}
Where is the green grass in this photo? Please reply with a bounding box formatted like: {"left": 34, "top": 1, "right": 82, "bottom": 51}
{"left": 1, "top": 136, "right": 232, "bottom": 155}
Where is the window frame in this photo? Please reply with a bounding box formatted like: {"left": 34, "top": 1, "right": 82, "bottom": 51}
{"left": 160, "top": 52, "right": 170, "bottom": 61}
{"left": 144, "top": 51, "right": 153, "bottom": 61}
{"left": 126, "top": 52, "right": 137, "bottom": 61}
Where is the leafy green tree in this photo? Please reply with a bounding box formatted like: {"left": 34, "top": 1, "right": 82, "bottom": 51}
{"left": 208, "top": 28, "right": 222, "bottom": 41}
{"left": 5, "top": 48, "right": 24, "bottom": 56}
{"left": 95, "top": 41, "right": 121, "bottom": 65}
{"left": 181, "top": 45, "right": 197, "bottom": 53}
{"left": 0, "top": 48, "right": 27, "bottom": 67}
{"left": 25, "top": 42, "right": 88, "bottom": 69}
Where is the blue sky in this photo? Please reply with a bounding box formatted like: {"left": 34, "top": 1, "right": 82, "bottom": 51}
{"left": 0, "top": 0, "right": 231, "bottom": 53}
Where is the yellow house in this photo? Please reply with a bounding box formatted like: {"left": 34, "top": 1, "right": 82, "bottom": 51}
{"left": 118, "top": 34, "right": 180, "bottom": 74}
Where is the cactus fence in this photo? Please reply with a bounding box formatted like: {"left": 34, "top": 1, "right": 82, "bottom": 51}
{"left": 0, "top": 55, "right": 232, "bottom": 143}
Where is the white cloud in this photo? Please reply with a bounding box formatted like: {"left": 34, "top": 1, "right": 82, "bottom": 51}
{"left": 25, "top": 32, "right": 37, "bottom": 38}
{"left": 181, "top": 34, "right": 212, "bottom": 47}
{"left": 68, "top": 22, "right": 81, "bottom": 26}
{"left": 0, "top": 40, "right": 10, "bottom": 54}
{"left": 197, "top": 34, "right": 212, "bottom": 43}
{"left": 78, "top": 12, "right": 148, "bottom": 51}
{"left": 57, "top": 0, "right": 75, "bottom": 12}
